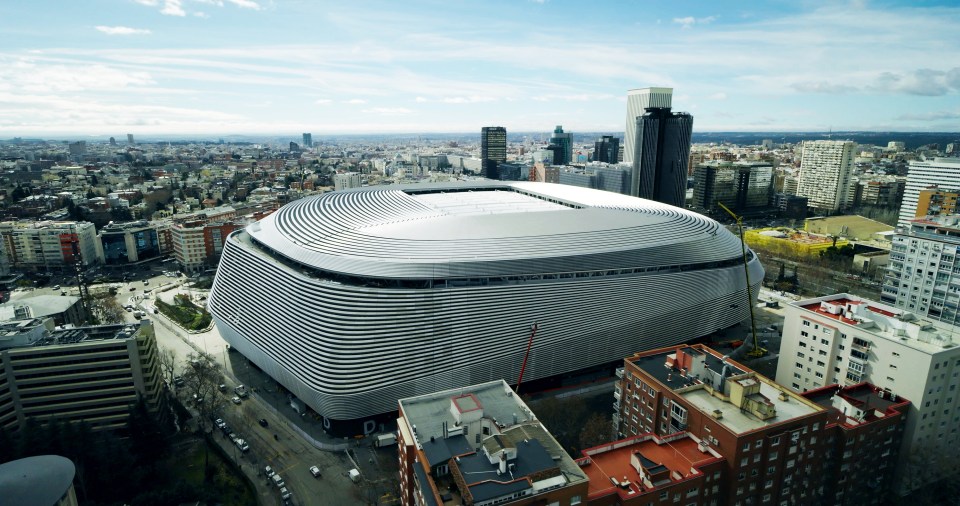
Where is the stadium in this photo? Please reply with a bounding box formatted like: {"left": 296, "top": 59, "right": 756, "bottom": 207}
{"left": 208, "top": 181, "right": 764, "bottom": 435}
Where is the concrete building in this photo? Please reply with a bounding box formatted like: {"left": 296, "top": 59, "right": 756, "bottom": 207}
{"left": 397, "top": 379, "right": 588, "bottom": 506}
{"left": 897, "top": 158, "right": 960, "bottom": 228}
{"left": 624, "top": 87, "right": 672, "bottom": 165}
{"left": 914, "top": 186, "right": 960, "bottom": 218}
{"left": 631, "top": 108, "right": 693, "bottom": 208}
{"left": 481, "top": 126, "right": 507, "bottom": 179}
{"left": 692, "top": 161, "right": 773, "bottom": 214}
{"left": 775, "top": 294, "right": 960, "bottom": 490}
{"left": 333, "top": 172, "right": 362, "bottom": 192}
{"left": 853, "top": 178, "right": 904, "bottom": 208}
{"left": 882, "top": 215, "right": 960, "bottom": 324}
{"left": 577, "top": 432, "right": 725, "bottom": 506}
{"left": 616, "top": 344, "right": 831, "bottom": 505}
{"left": 0, "top": 220, "right": 101, "bottom": 271}
{"left": 771, "top": 193, "right": 808, "bottom": 220}
{"left": 796, "top": 141, "right": 856, "bottom": 212}
{"left": 171, "top": 220, "right": 207, "bottom": 273}
{"left": 302, "top": 132, "right": 312, "bottom": 149}
{"left": 593, "top": 136, "right": 619, "bottom": 164}
{"left": 0, "top": 295, "right": 87, "bottom": 327}
{"left": 98, "top": 220, "right": 160, "bottom": 265}
{"left": 0, "top": 320, "right": 163, "bottom": 432}
{"left": 801, "top": 383, "right": 910, "bottom": 505}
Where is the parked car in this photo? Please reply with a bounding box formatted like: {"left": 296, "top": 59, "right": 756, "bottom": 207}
{"left": 52, "top": 285, "right": 60, "bottom": 290}
{"left": 218, "top": 384, "right": 228, "bottom": 393}
{"left": 280, "top": 487, "right": 291, "bottom": 500}
{"left": 271, "top": 474, "right": 285, "bottom": 487}
{"left": 231, "top": 396, "right": 242, "bottom": 405}
{"left": 228, "top": 433, "right": 239, "bottom": 443}
{"left": 264, "top": 465, "right": 275, "bottom": 478}
{"left": 214, "top": 418, "right": 226, "bottom": 429}
{"left": 309, "top": 465, "right": 321, "bottom": 478}
{"left": 258, "top": 418, "right": 269, "bottom": 427}
{"left": 235, "top": 439, "right": 249, "bottom": 452}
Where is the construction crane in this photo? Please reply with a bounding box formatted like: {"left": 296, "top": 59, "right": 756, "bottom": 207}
{"left": 716, "top": 202, "right": 766, "bottom": 358}
{"left": 515, "top": 323, "right": 538, "bottom": 394}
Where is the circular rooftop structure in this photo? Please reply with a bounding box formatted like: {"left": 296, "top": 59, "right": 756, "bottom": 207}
{"left": 0, "top": 455, "right": 77, "bottom": 506}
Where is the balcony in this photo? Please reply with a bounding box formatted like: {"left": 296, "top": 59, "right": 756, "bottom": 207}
{"left": 616, "top": 367, "right": 624, "bottom": 379}
{"left": 613, "top": 401, "right": 620, "bottom": 411}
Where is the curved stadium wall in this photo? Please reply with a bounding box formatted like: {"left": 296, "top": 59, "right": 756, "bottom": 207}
{"left": 208, "top": 181, "right": 763, "bottom": 434}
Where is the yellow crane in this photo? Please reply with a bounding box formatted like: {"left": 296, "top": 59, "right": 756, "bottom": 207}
{"left": 717, "top": 202, "right": 767, "bottom": 358}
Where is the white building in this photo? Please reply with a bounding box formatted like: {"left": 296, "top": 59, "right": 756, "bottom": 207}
{"left": 897, "top": 158, "right": 960, "bottom": 228}
{"left": 882, "top": 215, "right": 960, "bottom": 325}
{"left": 171, "top": 223, "right": 207, "bottom": 273}
{"left": 796, "top": 140, "right": 856, "bottom": 212}
{"left": 623, "top": 87, "right": 672, "bottom": 165}
{"left": 0, "top": 221, "right": 102, "bottom": 271}
{"left": 333, "top": 172, "right": 362, "bottom": 192}
{"left": 775, "top": 293, "right": 960, "bottom": 486}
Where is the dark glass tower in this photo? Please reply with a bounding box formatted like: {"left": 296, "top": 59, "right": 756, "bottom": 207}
{"left": 481, "top": 126, "right": 507, "bottom": 179}
{"left": 593, "top": 135, "right": 620, "bottom": 164}
{"left": 549, "top": 125, "right": 572, "bottom": 165}
{"left": 631, "top": 108, "right": 693, "bottom": 208}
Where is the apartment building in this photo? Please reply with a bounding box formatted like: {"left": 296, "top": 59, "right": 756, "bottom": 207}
{"left": 0, "top": 320, "right": 163, "bottom": 432}
{"left": 882, "top": 215, "right": 960, "bottom": 325}
{"left": 800, "top": 383, "right": 910, "bottom": 506}
{"left": 915, "top": 186, "right": 960, "bottom": 218}
{"left": 616, "top": 344, "right": 831, "bottom": 506}
{"left": 577, "top": 432, "right": 725, "bottom": 506}
{"left": 897, "top": 158, "right": 960, "bottom": 227}
{"left": 171, "top": 220, "right": 207, "bottom": 273}
{"left": 397, "top": 379, "right": 588, "bottom": 506}
{"left": 774, "top": 294, "right": 960, "bottom": 490}
{"left": 796, "top": 140, "right": 856, "bottom": 212}
{"left": 0, "top": 220, "right": 101, "bottom": 271}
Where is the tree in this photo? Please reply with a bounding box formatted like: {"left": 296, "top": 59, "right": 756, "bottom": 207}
{"left": 181, "top": 352, "right": 225, "bottom": 480}
{"left": 88, "top": 291, "right": 125, "bottom": 324}
{"left": 578, "top": 413, "right": 612, "bottom": 452}
{"left": 158, "top": 348, "right": 177, "bottom": 387}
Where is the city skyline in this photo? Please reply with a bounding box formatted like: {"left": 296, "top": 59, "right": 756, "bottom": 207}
{"left": 1, "top": 1, "right": 958, "bottom": 136}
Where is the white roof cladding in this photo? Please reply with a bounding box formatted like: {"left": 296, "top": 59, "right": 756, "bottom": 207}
{"left": 248, "top": 181, "right": 743, "bottom": 280}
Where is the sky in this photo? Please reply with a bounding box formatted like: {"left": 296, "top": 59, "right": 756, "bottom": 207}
{"left": 0, "top": 0, "right": 958, "bottom": 137}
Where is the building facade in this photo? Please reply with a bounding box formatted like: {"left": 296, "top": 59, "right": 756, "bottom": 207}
{"left": 616, "top": 344, "right": 832, "bottom": 506}
{"left": 624, "top": 87, "right": 672, "bottom": 165}
{"left": 914, "top": 186, "right": 959, "bottom": 218}
{"left": 897, "top": 158, "right": 960, "bottom": 228}
{"left": 98, "top": 220, "right": 160, "bottom": 265}
{"left": 631, "top": 108, "right": 693, "bottom": 208}
{"left": 333, "top": 172, "right": 362, "bottom": 192}
{"left": 692, "top": 161, "right": 773, "bottom": 214}
{"left": 0, "top": 320, "right": 163, "bottom": 432}
{"left": 774, "top": 294, "right": 960, "bottom": 491}
{"left": 796, "top": 140, "right": 856, "bottom": 213}
{"left": 593, "top": 136, "right": 620, "bottom": 164}
{"left": 0, "top": 221, "right": 101, "bottom": 271}
{"left": 882, "top": 215, "right": 960, "bottom": 324}
{"left": 549, "top": 125, "right": 573, "bottom": 166}
{"left": 397, "top": 380, "right": 588, "bottom": 506}
{"left": 481, "top": 126, "right": 507, "bottom": 179}
{"left": 208, "top": 181, "right": 764, "bottom": 435}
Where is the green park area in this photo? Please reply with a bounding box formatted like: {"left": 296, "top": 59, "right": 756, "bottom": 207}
{"left": 157, "top": 294, "right": 213, "bottom": 330}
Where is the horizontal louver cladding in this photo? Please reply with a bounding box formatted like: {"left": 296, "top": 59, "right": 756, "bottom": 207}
{"left": 209, "top": 237, "right": 763, "bottom": 421}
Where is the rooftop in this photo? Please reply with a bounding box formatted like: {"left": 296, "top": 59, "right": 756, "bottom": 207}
{"left": 629, "top": 345, "right": 823, "bottom": 435}
{"left": 578, "top": 433, "right": 722, "bottom": 500}
{"left": 802, "top": 383, "right": 910, "bottom": 429}
{"left": 792, "top": 294, "right": 958, "bottom": 355}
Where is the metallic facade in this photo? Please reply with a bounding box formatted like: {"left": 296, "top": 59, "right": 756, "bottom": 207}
{"left": 208, "top": 182, "right": 763, "bottom": 430}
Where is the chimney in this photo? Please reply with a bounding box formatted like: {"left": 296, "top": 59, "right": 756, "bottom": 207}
{"left": 499, "top": 452, "right": 507, "bottom": 474}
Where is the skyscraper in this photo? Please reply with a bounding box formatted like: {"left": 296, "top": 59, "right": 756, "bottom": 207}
{"left": 302, "top": 132, "right": 312, "bottom": 148}
{"left": 796, "top": 140, "right": 856, "bottom": 212}
{"left": 480, "top": 126, "right": 506, "bottom": 179}
{"left": 897, "top": 158, "right": 960, "bottom": 227}
{"left": 548, "top": 125, "right": 572, "bottom": 165}
{"left": 624, "top": 87, "right": 672, "bottom": 164}
{"left": 593, "top": 135, "right": 619, "bottom": 164}
{"left": 127, "top": 133, "right": 135, "bottom": 145}
{"left": 630, "top": 107, "right": 693, "bottom": 207}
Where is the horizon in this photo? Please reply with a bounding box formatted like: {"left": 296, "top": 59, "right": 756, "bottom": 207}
{"left": 2, "top": 1, "right": 958, "bottom": 136}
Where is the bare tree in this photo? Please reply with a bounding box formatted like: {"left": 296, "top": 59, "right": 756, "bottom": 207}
{"left": 158, "top": 348, "right": 177, "bottom": 387}
{"left": 578, "top": 413, "right": 612, "bottom": 452}
{"left": 181, "top": 352, "right": 225, "bottom": 481}
{"left": 88, "top": 292, "right": 125, "bottom": 324}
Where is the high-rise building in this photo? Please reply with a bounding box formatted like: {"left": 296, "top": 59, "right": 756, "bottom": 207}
{"left": 593, "top": 135, "right": 619, "bottom": 164}
{"left": 302, "top": 132, "right": 312, "bottom": 149}
{"left": 915, "top": 186, "right": 960, "bottom": 218}
{"left": 397, "top": 380, "right": 589, "bottom": 506}
{"left": 796, "top": 140, "right": 856, "bottom": 212}
{"left": 624, "top": 87, "right": 672, "bottom": 165}
{"left": 127, "top": 133, "right": 135, "bottom": 145}
{"left": 0, "top": 221, "right": 101, "bottom": 271}
{"left": 631, "top": 107, "right": 693, "bottom": 207}
{"left": 897, "top": 158, "right": 960, "bottom": 227}
{"left": 548, "top": 125, "right": 572, "bottom": 165}
{"left": 333, "top": 172, "right": 362, "bottom": 191}
{"left": 481, "top": 126, "right": 507, "bottom": 179}
{"left": 108, "top": 136, "right": 116, "bottom": 146}
{"left": 68, "top": 141, "right": 86, "bottom": 157}
{"left": 692, "top": 161, "right": 773, "bottom": 213}
{"left": 775, "top": 293, "right": 960, "bottom": 491}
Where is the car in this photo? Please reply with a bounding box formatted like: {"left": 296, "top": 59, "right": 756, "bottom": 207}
{"left": 220, "top": 424, "right": 231, "bottom": 435}
{"left": 231, "top": 396, "right": 242, "bottom": 405}
{"left": 228, "top": 432, "right": 239, "bottom": 443}
{"left": 125, "top": 307, "right": 133, "bottom": 312}
{"left": 52, "top": 285, "right": 60, "bottom": 290}
{"left": 264, "top": 465, "right": 275, "bottom": 478}
{"left": 309, "top": 466, "right": 321, "bottom": 478}
{"left": 258, "top": 418, "right": 268, "bottom": 427}
{"left": 214, "top": 418, "right": 226, "bottom": 429}
{"left": 235, "top": 439, "right": 249, "bottom": 452}
{"left": 271, "top": 474, "right": 285, "bottom": 487}
{"left": 218, "top": 384, "right": 227, "bottom": 393}
{"left": 129, "top": 287, "right": 136, "bottom": 291}
{"left": 280, "top": 487, "right": 291, "bottom": 500}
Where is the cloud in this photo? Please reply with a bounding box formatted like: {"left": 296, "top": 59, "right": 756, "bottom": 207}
{"left": 792, "top": 67, "right": 960, "bottom": 96}
{"left": 673, "top": 16, "right": 716, "bottom": 29}
{"left": 896, "top": 111, "right": 960, "bottom": 121}
{"left": 363, "top": 107, "right": 412, "bottom": 115}
{"left": 95, "top": 26, "right": 152, "bottom": 36}
{"left": 314, "top": 99, "right": 332, "bottom": 105}
{"left": 160, "top": 0, "right": 186, "bottom": 16}
{"left": 225, "top": 0, "right": 261, "bottom": 9}
{"left": 344, "top": 99, "right": 367, "bottom": 104}
{"left": 791, "top": 81, "right": 859, "bottom": 94}
{"left": 193, "top": 11, "right": 209, "bottom": 18}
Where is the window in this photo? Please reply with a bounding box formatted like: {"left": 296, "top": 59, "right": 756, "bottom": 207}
{"left": 803, "top": 321, "right": 810, "bottom": 327}
{"left": 771, "top": 436, "right": 780, "bottom": 446}
{"left": 571, "top": 496, "right": 582, "bottom": 506}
